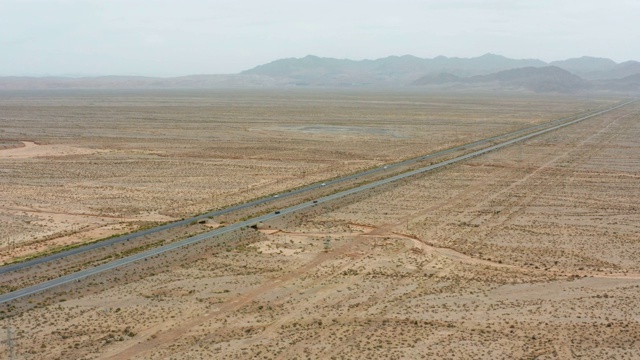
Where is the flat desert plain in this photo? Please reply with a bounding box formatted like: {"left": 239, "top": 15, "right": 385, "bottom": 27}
{"left": 0, "top": 90, "right": 611, "bottom": 263}
{"left": 1, "top": 90, "right": 639, "bottom": 359}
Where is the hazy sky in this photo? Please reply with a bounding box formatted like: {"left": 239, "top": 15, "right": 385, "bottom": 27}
{"left": 1, "top": 0, "right": 639, "bottom": 76}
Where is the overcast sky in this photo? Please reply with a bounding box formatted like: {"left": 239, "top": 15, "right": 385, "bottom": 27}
{"left": 1, "top": 0, "right": 639, "bottom": 76}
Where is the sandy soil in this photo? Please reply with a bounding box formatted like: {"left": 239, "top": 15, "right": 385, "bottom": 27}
{"left": 1, "top": 93, "right": 638, "bottom": 359}
{"left": 0, "top": 90, "right": 614, "bottom": 262}
{"left": 0, "top": 141, "right": 102, "bottom": 159}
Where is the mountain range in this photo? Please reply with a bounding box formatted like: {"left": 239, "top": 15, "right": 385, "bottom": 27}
{"left": 241, "top": 54, "right": 640, "bottom": 92}
{"left": 2, "top": 54, "right": 640, "bottom": 93}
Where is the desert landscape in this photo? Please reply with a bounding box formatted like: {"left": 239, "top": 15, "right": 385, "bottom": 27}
{"left": 1, "top": 90, "right": 639, "bottom": 359}
{"left": 0, "top": 90, "right": 613, "bottom": 263}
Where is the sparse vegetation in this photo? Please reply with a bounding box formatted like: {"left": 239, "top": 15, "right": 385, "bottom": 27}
{"left": 0, "top": 91, "right": 638, "bottom": 359}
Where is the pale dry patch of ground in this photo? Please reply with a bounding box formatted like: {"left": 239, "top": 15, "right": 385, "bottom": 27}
{"left": 2, "top": 97, "right": 639, "bottom": 359}
{"left": 0, "top": 90, "right": 614, "bottom": 260}
{"left": 0, "top": 141, "right": 103, "bottom": 159}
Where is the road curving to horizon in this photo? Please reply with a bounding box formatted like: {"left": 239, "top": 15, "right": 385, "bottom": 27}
{"left": 0, "top": 98, "right": 635, "bottom": 304}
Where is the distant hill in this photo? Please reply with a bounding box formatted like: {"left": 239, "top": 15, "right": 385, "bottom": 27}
{"left": 242, "top": 53, "right": 547, "bottom": 85}
{"left": 470, "top": 66, "right": 590, "bottom": 93}
{"left": 411, "top": 72, "right": 461, "bottom": 86}
{"left": 242, "top": 53, "right": 640, "bottom": 89}
{"left": 597, "top": 61, "right": 640, "bottom": 80}
{"left": 430, "top": 53, "right": 547, "bottom": 76}
{"left": 2, "top": 54, "right": 640, "bottom": 93}
{"left": 550, "top": 56, "right": 617, "bottom": 77}
{"left": 552, "top": 57, "right": 640, "bottom": 80}
{"left": 594, "top": 73, "right": 640, "bottom": 92}
{"left": 412, "top": 66, "right": 590, "bottom": 93}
